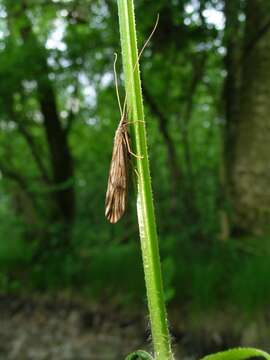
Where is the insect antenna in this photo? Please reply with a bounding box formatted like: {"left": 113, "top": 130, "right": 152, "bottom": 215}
{"left": 113, "top": 53, "right": 123, "bottom": 118}
{"left": 114, "top": 14, "right": 160, "bottom": 122}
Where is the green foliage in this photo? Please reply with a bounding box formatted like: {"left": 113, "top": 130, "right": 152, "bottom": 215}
{"left": 2, "top": 233, "right": 270, "bottom": 318}
{"left": 201, "top": 348, "right": 270, "bottom": 360}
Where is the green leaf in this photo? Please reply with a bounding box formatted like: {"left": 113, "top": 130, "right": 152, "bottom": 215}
{"left": 201, "top": 347, "right": 270, "bottom": 360}
{"left": 125, "top": 350, "right": 154, "bottom": 360}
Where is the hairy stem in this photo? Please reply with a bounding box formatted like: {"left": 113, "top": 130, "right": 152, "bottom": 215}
{"left": 116, "top": 1, "right": 174, "bottom": 359}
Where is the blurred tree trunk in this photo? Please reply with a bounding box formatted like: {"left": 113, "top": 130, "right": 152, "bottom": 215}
{"left": 229, "top": 0, "right": 270, "bottom": 235}
{"left": 36, "top": 56, "right": 76, "bottom": 228}
{"left": 224, "top": 0, "right": 242, "bottom": 163}
{"left": 6, "top": 1, "right": 75, "bottom": 247}
{"left": 220, "top": 0, "right": 242, "bottom": 240}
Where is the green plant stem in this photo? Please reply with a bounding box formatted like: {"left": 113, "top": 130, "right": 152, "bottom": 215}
{"left": 116, "top": 1, "right": 173, "bottom": 359}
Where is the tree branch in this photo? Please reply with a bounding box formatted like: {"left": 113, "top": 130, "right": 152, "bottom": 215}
{"left": 181, "top": 53, "right": 208, "bottom": 181}
{"left": 16, "top": 120, "right": 50, "bottom": 184}
{"left": 65, "top": 79, "right": 79, "bottom": 135}
{"left": 245, "top": 18, "right": 270, "bottom": 56}
{"left": 142, "top": 81, "right": 182, "bottom": 212}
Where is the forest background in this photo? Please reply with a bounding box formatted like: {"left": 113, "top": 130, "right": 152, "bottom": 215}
{"left": 0, "top": 0, "right": 270, "bottom": 356}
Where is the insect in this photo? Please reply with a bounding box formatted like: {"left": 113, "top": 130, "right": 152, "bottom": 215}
{"left": 105, "top": 53, "right": 134, "bottom": 224}
{"left": 105, "top": 108, "right": 130, "bottom": 223}
{"left": 105, "top": 16, "right": 159, "bottom": 223}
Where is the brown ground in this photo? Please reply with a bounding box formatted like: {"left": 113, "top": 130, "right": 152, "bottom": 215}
{"left": 0, "top": 294, "right": 269, "bottom": 360}
{"left": 0, "top": 294, "right": 148, "bottom": 360}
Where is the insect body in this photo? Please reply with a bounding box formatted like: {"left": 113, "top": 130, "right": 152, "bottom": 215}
{"left": 105, "top": 114, "right": 130, "bottom": 223}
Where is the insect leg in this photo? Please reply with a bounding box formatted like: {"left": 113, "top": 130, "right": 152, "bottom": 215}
{"left": 124, "top": 130, "right": 143, "bottom": 159}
